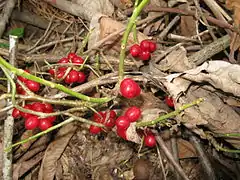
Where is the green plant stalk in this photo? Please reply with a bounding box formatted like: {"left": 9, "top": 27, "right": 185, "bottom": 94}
{"left": 136, "top": 98, "right": 204, "bottom": 127}
{"left": 78, "top": 29, "right": 93, "bottom": 55}
{"left": 118, "top": 0, "right": 150, "bottom": 80}
{"left": 0, "top": 64, "right": 16, "bottom": 104}
{"left": 133, "top": 0, "right": 140, "bottom": 43}
{"left": 5, "top": 116, "right": 104, "bottom": 152}
{"left": 214, "top": 133, "right": 240, "bottom": 137}
{"left": 0, "top": 93, "right": 92, "bottom": 107}
{"left": 206, "top": 133, "right": 240, "bottom": 153}
{"left": 0, "top": 57, "right": 111, "bottom": 103}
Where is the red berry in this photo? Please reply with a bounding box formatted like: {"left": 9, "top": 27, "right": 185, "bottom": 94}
{"left": 149, "top": 41, "right": 156, "bottom": 52}
{"left": 130, "top": 44, "right": 142, "bottom": 57}
{"left": 48, "top": 69, "right": 55, "bottom": 76}
{"left": 12, "top": 108, "right": 21, "bottom": 119}
{"left": 39, "top": 118, "right": 52, "bottom": 131}
{"left": 17, "top": 70, "right": 30, "bottom": 82}
{"left": 117, "top": 128, "right": 127, "bottom": 140}
{"left": 72, "top": 56, "right": 84, "bottom": 64}
{"left": 120, "top": 78, "right": 141, "bottom": 99}
{"left": 25, "top": 80, "right": 40, "bottom": 92}
{"left": 64, "top": 70, "right": 79, "bottom": 84}
{"left": 56, "top": 70, "right": 66, "bottom": 79}
{"left": 139, "top": 51, "right": 151, "bottom": 61}
{"left": 43, "top": 103, "right": 53, "bottom": 113}
{"left": 16, "top": 83, "right": 23, "bottom": 94}
{"left": 20, "top": 104, "right": 33, "bottom": 118}
{"left": 77, "top": 72, "right": 86, "bottom": 83}
{"left": 45, "top": 116, "right": 56, "bottom": 123}
{"left": 165, "top": 96, "right": 174, "bottom": 108}
{"left": 89, "top": 125, "right": 102, "bottom": 134}
{"left": 144, "top": 134, "right": 156, "bottom": 147}
{"left": 25, "top": 116, "right": 39, "bottom": 130}
{"left": 58, "top": 57, "right": 69, "bottom": 64}
{"left": 109, "top": 110, "right": 117, "bottom": 118}
{"left": 115, "top": 116, "right": 130, "bottom": 130}
{"left": 58, "top": 67, "right": 67, "bottom": 72}
{"left": 93, "top": 112, "right": 106, "bottom": 123}
{"left": 140, "top": 40, "right": 151, "bottom": 52}
{"left": 124, "top": 106, "right": 141, "bottom": 122}
{"left": 31, "top": 102, "right": 45, "bottom": 112}
{"left": 67, "top": 52, "right": 77, "bottom": 60}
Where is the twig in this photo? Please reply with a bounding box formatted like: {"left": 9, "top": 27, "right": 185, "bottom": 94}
{"left": 188, "top": 131, "right": 216, "bottom": 180}
{"left": 156, "top": 146, "right": 167, "bottom": 180}
{"left": 0, "top": 0, "right": 17, "bottom": 38}
{"left": 153, "top": 131, "right": 190, "bottom": 180}
{"left": 159, "top": 16, "right": 180, "bottom": 40}
{"left": 171, "top": 131, "right": 181, "bottom": 180}
{"left": 144, "top": 6, "right": 234, "bottom": 32}
{"left": 2, "top": 35, "right": 18, "bottom": 180}
{"left": 26, "top": 16, "right": 54, "bottom": 52}
{"left": 188, "top": 35, "right": 230, "bottom": 65}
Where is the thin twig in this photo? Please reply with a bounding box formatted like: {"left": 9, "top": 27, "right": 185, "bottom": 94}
{"left": 159, "top": 15, "right": 180, "bottom": 40}
{"left": 153, "top": 131, "right": 190, "bottom": 180}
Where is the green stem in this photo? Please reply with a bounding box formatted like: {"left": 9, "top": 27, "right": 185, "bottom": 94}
{"left": 136, "top": 98, "right": 204, "bottom": 127}
{"left": 0, "top": 57, "right": 111, "bottom": 103}
{"left": 0, "top": 64, "right": 16, "bottom": 104}
{"left": 118, "top": 0, "right": 150, "bottom": 80}
{"left": 5, "top": 116, "right": 104, "bottom": 152}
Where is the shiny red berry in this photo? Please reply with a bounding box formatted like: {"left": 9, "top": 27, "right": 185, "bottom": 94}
{"left": 165, "top": 96, "right": 174, "bottom": 108}
{"left": 89, "top": 125, "right": 102, "bottom": 134}
{"left": 12, "top": 108, "right": 21, "bottom": 119}
{"left": 38, "top": 118, "right": 52, "bottom": 131}
{"left": 144, "top": 134, "right": 156, "bottom": 147}
{"left": 139, "top": 51, "right": 151, "bottom": 61}
{"left": 149, "top": 41, "right": 156, "bottom": 52}
{"left": 56, "top": 70, "right": 66, "bottom": 79}
{"left": 77, "top": 72, "right": 86, "bottom": 83}
{"left": 115, "top": 116, "right": 130, "bottom": 130}
{"left": 25, "top": 80, "right": 40, "bottom": 92}
{"left": 140, "top": 40, "right": 151, "bottom": 52}
{"left": 58, "top": 67, "right": 67, "bottom": 72}
{"left": 31, "top": 102, "right": 45, "bottom": 112}
{"left": 72, "top": 56, "right": 84, "bottom": 64}
{"left": 46, "top": 116, "right": 56, "bottom": 123}
{"left": 130, "top": 44, "right": 142, "bottom": 57}
{"left": 58, "top": 57, "right": 69, "bottom": 64}
{"left": 120, "top": 78, "right": 141, "bottom": 99}
{"left": 64, "top": 70, "right": 79, "bottom": 84}
{"left": 67, "top": 52, "right": 77, "bottom": 60}
{"left": 124, "top": 106, "right": 141, "bottom": 122}
{"left": 48, "top": 69, "right": 55, "bottom": 76}
{"left": 20, "top": 104, "right": 33, "bottom": 118}
{"left": 93, "top": 111, "right": 106, "bottom": 123}
{"left": 43, "top": 103, "right": 53, "bottom": 113}
{"left": 25, "top": 116, "right": 39, "bottom": 130}
{"left": 117, "top": 128, "right": 127, "bottom": 140}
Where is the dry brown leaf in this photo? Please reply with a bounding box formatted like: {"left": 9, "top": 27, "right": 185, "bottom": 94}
{"left": 156, "top": 46, "right": 195, "bottom": 72}
{"left": 109, "top": 0, "right": 133, "bottom": 9}
{"left": 177, "top": 139, "right": 197, "bottom": 159}
{"left": 88, "top": 16, "right": 148, "bottom": 51}
{"left": 179, "top": 4, "right": 197, "bottom": 37}
{"left": 38, "top": 123, "right": 77, "bottom": 180}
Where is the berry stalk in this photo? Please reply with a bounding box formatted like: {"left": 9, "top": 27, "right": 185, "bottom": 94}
{"left": 136, "top": 98, "right": 204, "bottom": 127}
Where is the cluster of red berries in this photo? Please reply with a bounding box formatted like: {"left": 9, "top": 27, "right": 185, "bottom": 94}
{"left": 17, "top": 70, "right": 40, "bottom": 94}
{"left": 115, "top": 106, "right": 141, "bottom": 139}
{"left": 130, "top": 40, "right": 157, "bottom": 60}
{"left": 48, "top": 52, "right": 86, "bottom": 84}
{"left": 12, "top": 102, "right": 56, "bottom": 131}
{"left": 89, "top": 110, "right": 117, "bottom": 134}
